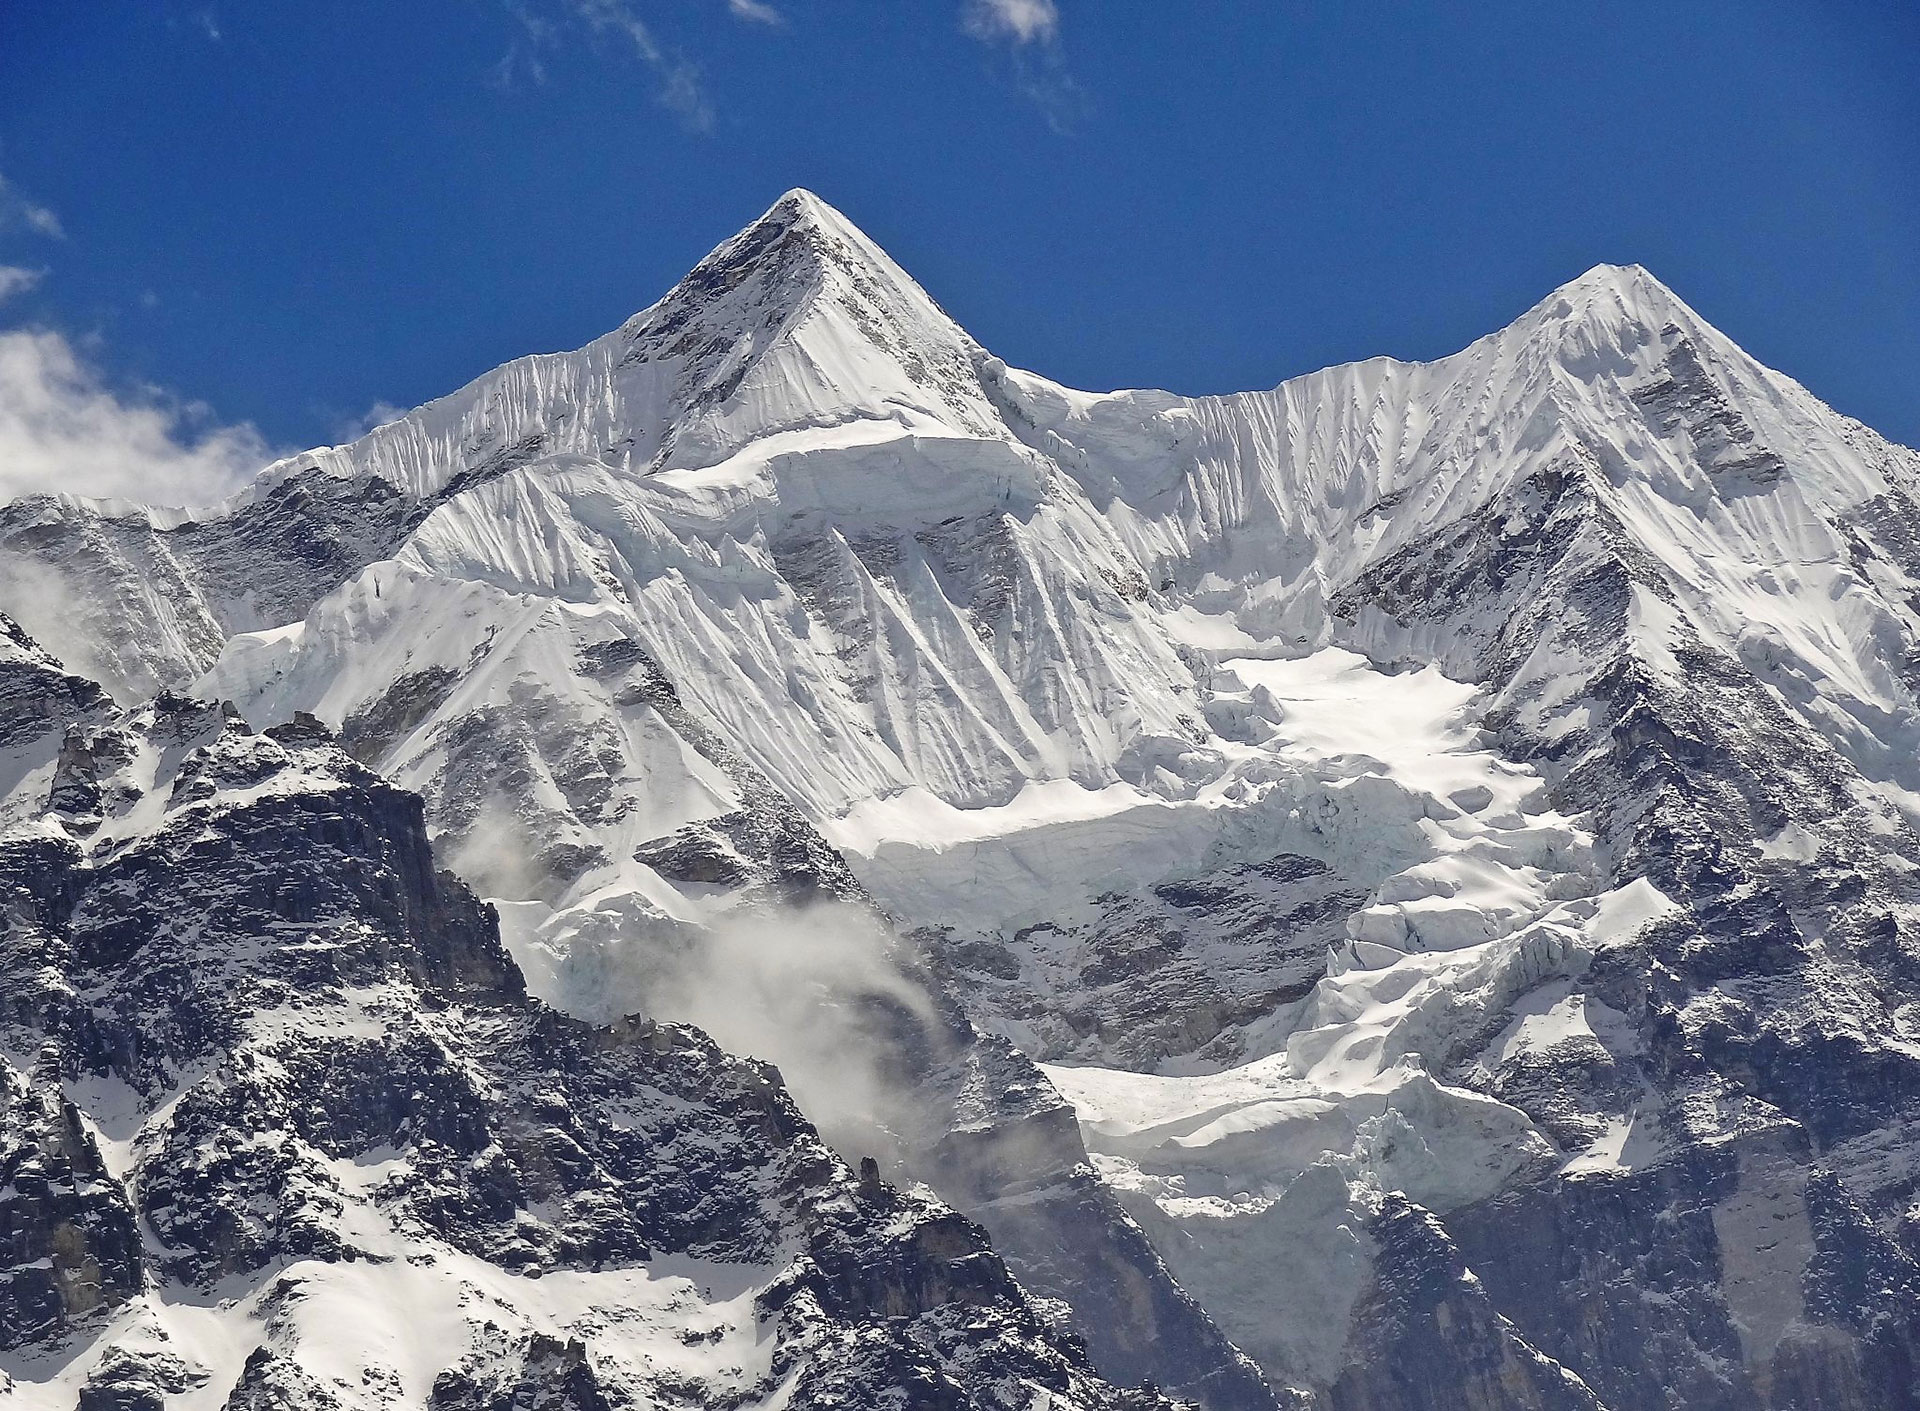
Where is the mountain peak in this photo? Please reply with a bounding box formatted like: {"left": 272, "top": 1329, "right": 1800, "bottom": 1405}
{"left": 762, "top": 186, "right": 852, "bottom": 234}
{"left": 1476, "top": 259, "right": 1754, "bottom": 398}
{"left": 636, "top": 186, "right": 931, "bottom": 344}
{"left": 236, "top": 190, "right": 1008, "bottom": 502}
{"left": 1562, "top": 260, "right": 1662, "bottom": 294}
{"left": 629, "top": 186, "right": 892, "bottom": 340}
{"left": 1524, "top": 261, "right": 1705, "bottom": 343}
{"left": 609, "top": 189, "right": 1005, "bottom": 468}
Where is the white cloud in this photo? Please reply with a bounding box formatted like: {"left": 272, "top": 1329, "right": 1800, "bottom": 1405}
{"left": 0, "top": 266, "right": 45, "bottom": 303}
{"left": 960, "top": 0, "right": 1083, "bottom": 132}
{"left": 487, "top": 43, "right": 547, "bottom": 90}
{"left": 963, "top": 0, "right": 1060, "bottom": 46}
{"left": 0, "top": 329, "right": 270, "bottom": 507}
{"left": 540, "top": 898, "right": 942, "bottom": 1161}
{"left": 0, "top": 172, "right": 63, "bottom": 240}
{"left": 493, "top": 0, "right": 555, "bottom": 87}
{"left": 727, "top": 0, "right": 783, "bottom": 24}
{"left": 335, "top": 399, "right": 408, "bottom": 442}
{"left": 493, "top": 1, "right": 785, "bottom": 120}
{"left": 568, "top": 0, "right": 714, "bottom": 131}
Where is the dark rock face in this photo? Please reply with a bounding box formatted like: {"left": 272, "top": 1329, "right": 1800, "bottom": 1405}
{"left": 923, "top": 851, "right": 1363, "bottom": 1071}
{"left": 0, "top": 1048, "right": 144, "bottom": 1351}
{"left": 0, "top": 611, "right": 112, "bottom": 749}
{"left": 1447, "top": 1145, "right": 1757, "bottom": 1410}
{"left": 1321, "top": 421, "right": 1920, "bottom": 1408}
{"left": 0, "top": 469, "right": 414, "bottom": 698}
{"left": 428, "top": 1335, "right": 614, "bottom": 1411}
{"left": 219, "top": 1347, "right": 345, "bottom": 1410}
{"left": 959, "top": 1160, "right": 1282, "bottom": 1411}
{"left": 339, "top": 666, "right": 462, "bottom": 765}
{"left": 915, "top": 1036, "right": 1284, "bottom": 1411}
{"left": 78, "top": 1344, "right": 209, "bottom": 1410}
{"left": 1326, "top": 1198, "right": 1602, "bottom": 1411}
{"left": 1630, "top": 332, "right": 1787, "bottom": 486}
{"left": 0, "top": 635, "right": 1182, "bottom": 1410}
{"left": 1449, "top": 1138, "right": 1920, "bottom": 1411}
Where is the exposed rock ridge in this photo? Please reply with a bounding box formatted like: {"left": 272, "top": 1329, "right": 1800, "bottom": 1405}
{"left": 0, "top": 623, "right": 1186, "bottom": 1411}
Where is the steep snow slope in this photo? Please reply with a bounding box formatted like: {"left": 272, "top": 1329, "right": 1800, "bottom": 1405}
{"left": 9, "top": 190, "right": 1920, "bottom": 1410}
{"left": 0, "top": 471, "right": 415, "bottom": 700}
{"left": 0, "top": 616, "right": 1181, "bottom": 1411}
{"left": 998, "top": 259, "right": 1920, "bottom": 798}
{"left": 251, "top": 188, "right": 1008, "bottom": 500}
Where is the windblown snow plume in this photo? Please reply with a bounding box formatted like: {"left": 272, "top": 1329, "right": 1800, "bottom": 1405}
{"left": 626, "top": 902, "right": 942, "bottom": 1157}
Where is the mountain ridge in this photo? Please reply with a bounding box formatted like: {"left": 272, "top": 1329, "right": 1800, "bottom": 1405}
{"left": 7, "top": 192, "right": 1920, "bottom": 1410}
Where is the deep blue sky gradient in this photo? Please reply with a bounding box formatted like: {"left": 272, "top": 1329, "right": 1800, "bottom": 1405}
{"left": 2, "top": 0, "right": 1915, "bottom": 449}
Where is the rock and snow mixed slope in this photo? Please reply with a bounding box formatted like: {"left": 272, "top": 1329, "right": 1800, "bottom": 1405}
{"left": 0, "top": 614, "right": 1179, "bottom": 1411}
{"left": 7, "top": 190, "right": 1920, "bottom": 1409}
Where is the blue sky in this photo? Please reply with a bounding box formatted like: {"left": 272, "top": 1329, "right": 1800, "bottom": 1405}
{"left": 0, "top": 0, "right": 1915, "bottom": 501}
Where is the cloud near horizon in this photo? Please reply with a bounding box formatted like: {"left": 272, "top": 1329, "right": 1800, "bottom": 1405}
{"left": 333, "top": 399, "right": 408, "bottom": 443}
{"left": 0, "top": 328, "right": 272, "bottom": 508}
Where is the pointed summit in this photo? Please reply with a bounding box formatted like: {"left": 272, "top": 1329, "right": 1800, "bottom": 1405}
{"left": 767, "top": 185, "right": 835, "bottom": 220}
{"left": 634, "top": 188, "right": 878, "bottom": 328}
{"left": 1451, "top": 259, "right": 1789, "bottom": 436}
{"left": 761, "top": 186, "right": 860, "bottom": 236}
{"left": 1555, "top": 260, "right": 1670, "bottom": 301}
{"left": 616, "top": 188, "right": 1005, "bottom": 469}
{"left": 245, "top": 190, "right": 1011, "bottom": 501}
{"left": 1513, "top": 260, "right": 1724, "bottom": 370}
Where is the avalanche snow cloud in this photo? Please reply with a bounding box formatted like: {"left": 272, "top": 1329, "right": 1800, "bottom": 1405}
{"left": 6, "top": 189, "right": 1920, "bottom": 1411}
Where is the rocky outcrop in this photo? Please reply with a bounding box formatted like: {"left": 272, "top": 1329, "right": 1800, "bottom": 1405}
{"left": 0, "top": 635, "right": 1182, "bottom": 1409}
{"left": 916, "top": 1036, "right": 1283, "bottom": 1411}
{"left": 921, "top": 851, "right": 1362, "bottom": 1071}
{"left": 1326, "top": 1197, "right": 1602, "bottom": 1411}
{"left": 0, "top": 1047, "right": 143, "bottom": 1351}
{"left": 1326, "top": 402, "right": 1920, "bottom": 1408}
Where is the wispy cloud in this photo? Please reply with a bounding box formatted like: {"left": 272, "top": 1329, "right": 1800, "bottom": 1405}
{"left": 727, "top": 0, "right": 783, "bottom": 25}
{"left": 334, "top": 399, "right": 409, "bottom": 443}
{"left": 0, "top": 266, "right": 45, "bottom": 304}
{"left": 0, "top": 172, "right": 63, "bottom": 241}
{"left": 488, "top": 42, "right": 548, "bottom": 90}
{"left": 0, "top": 329, "right": 270, "bottom": 507}
{"left": 490, "top": 0, "right": 712, "bottom": 131}
{"left": 960, "top": 0, "right": 1084, "bottom": 132}
{"left": 490, "top": 0, "right": 790, "bottom": 125}
{"left": 963, "top": 0, "right": 1059, "bottom": 46}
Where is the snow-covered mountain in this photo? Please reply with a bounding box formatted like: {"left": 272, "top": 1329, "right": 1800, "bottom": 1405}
{"left": 6, "top": 189, "right": 1920, "bottom": 1410}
